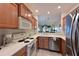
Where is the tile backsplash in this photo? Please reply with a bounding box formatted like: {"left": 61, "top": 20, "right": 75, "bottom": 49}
{"left": 13, "top": 29, "right": 36, "bottom": 40}
{"left": 0, "top": 29, "right": 37, "bottom": 46}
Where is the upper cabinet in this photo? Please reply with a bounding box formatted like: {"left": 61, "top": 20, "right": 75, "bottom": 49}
{"left": 19, "top": 17, "right": 32, "bottom": 29}
{"left": 18, "top": 4, "right": 28, "bottom": 19}
{"left": 18, "top": 3, "right": 37, "bottom": 29}
{"left": 0, "top": 3, "right": 18, "bottom": 28}
{"left": 18, "top": 4, "right": 32, "bottom": 21}
{"left": 0, "top": 3, "right": 37, "bottom": 29}
{"left": 31, "top": 16, "right": 37, "bottom": 29}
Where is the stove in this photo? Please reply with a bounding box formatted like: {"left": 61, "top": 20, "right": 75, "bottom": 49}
{"left": 24, "top": 41, "right": 30, "bottom": 43}
{"left": 18, "top": 39, "right": 25, "bottom": 42}
{"left": 24, "top": 37, "right": 36, "bottom": 56}
{"left": 16, "top": 37, "right": 36, "bottom": 56}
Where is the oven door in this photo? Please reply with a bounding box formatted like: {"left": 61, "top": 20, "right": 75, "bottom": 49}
{"left": 27, "top": 42, "right": 36, "bottom": 56}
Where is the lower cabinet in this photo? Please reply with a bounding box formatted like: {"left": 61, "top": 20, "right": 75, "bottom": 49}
{"left": 36, "top": 36, "right": 66, "bottom": 55}
{"left": 13, "top": 46, "right": 27, "bottom": 56}
{"left": 43, "top": 37, "right": 49, "bottom": 49}
{"left": 38, "top": 37, "right": 44, "bottom": 49}
{"left": 36, "top": 37, "right": 39, "bottom": 49}
{"left": 60, "top": 38, "right": 66, "bottom": 55}
{"left": 37, "top": 37, "right": 49, "bottom": 49}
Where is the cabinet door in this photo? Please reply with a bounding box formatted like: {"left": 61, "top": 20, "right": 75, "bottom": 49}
{"left": 19, "top": 4, "right": 28, "bottom": 19}
{"left": 31, "top": 16, "right": 37, "bottom": 29}
{"left": 7, "top": 4, "right": 18, "bottom": 28}
{"left": 0, "top": 3, "right": 18, "bottom": 28}
{"left": 61, "top": 39, "right": 66, "bottom": 55}
{"left": 13, "top": 47, "right": 27, "bottom": 56}
{"left": 38, "top": 37, "right": 44, "bottom": 49}
{"left": 36, "top": 37, "right": 39, "bottom": 49}
{"left": 0, "top": 4, "right": 6, "bottom": 27}
{"left": 32, "top": 18, "right": 35, "bottom": 29}
{"left": 58, "top": 38, "right": 66, "bottom": 55}
{"left": 43, "top": 37, "right": 49, "bottom": 49}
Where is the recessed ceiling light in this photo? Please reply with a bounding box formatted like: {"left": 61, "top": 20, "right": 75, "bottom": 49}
{"left": 58, "top": 6, "right": 61, "bottom": 9}
{"left": 35, "top": 9, "right": 39, "bottom": 13}
{"left": 28, "top": 14, "right": 31, "bottom": 17}
{"left": 48, "top": 11, "right": 50, "bottom": 14}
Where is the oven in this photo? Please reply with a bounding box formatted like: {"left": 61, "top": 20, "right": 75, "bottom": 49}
{"left": 27, "top": 40, "right": 36, "bottom": 56}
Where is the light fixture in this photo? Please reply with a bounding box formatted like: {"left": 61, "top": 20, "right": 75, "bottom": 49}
{"left": 48, "top": 11, "right": 50, "bottom": 14}
{"left": 28, "top": 14, "right": 31, "bottom": 17}
{"left": 58, "top": 6, "right": 61, "bottom": 9}
{"left": 35, "top": 9, "right": 39, "bottom": 13}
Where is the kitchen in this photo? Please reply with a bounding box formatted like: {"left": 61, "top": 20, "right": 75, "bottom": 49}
{"left": 0, "top": 3, "right": 79, "bottom": 56}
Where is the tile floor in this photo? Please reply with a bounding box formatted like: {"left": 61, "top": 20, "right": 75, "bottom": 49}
{"left": 37, "top": 49, "right": 62, "bottom": 56}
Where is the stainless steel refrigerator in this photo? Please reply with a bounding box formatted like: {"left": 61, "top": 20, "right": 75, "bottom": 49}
{"left": 66, "top": 8, "right": 79, "bottom": 56}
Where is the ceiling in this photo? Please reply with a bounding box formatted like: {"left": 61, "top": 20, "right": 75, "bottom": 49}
{"left": 25, "top": 3, "right": 77, "bottom": 26}
{"left": 25, "top": 3, "right": 77, "bottom": 15}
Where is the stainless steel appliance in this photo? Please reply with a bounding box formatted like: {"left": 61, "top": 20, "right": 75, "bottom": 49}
{"left": 71, "top": 13, "right": 79, "bottom": 56}
{"left": 66, "top": 14, "right": 73, "bottom": 56}
{"left": 27, "top": 42, "right": 35, "bottom": 56}
{"left": 26, "top": 38, "right": 36, "bottom": 56}
{"left": 66, "top": 8, "right": 79, "bottom": 56}
{"left": 49, "top": 37, "right": 60, "bottom": 52}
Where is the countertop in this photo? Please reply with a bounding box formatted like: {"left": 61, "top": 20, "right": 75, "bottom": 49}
{"left": 0, "top": 42, "right": 29, "bottom": 56}
{"left": 0, "top": 32, "right": 66, "bottom": 56}
{"left": 31, "top": 33, "right": 66, "bottom": 40}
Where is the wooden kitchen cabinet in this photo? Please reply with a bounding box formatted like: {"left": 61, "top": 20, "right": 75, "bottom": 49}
{"left": 0, "top": 3, "right": 18, "bottom": 28}
{"left": 37, "top": 37, "right": 49, "bottom": 49}
{"left": 33, "top": 18, "right": 37, "bottom": 29}
{"left": 13, "top": 47, "right": 27, "bottom": 56}
{"left": 58, "top": 38, "right": 66, "bottom": 55}
{"left": 43, "top": 37, "right": 49, "bottom": 49}
{"left": 38, "top": 37, "right": 44, "bottom": 49}
{"left": 18, "top": 4, "right": 28, "bottom": 19}
{"left": 37, "top": 36, "right": 66, "bottom": 55}
{"left": 18, "top": 3, "right": 37, "bottom": 29}
{"left": 29, "top": 16, "right": 37, "bottom": 29}
{"left": 32, "top": 18, "right": 35, "bottom": 29}
{"left": 18, "top": 4, "right": 32, "bottom": 21}
{"left": 36, "top": 37, "right": 39, "bottom": 49}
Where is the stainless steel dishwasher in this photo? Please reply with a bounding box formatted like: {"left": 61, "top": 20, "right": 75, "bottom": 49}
{"left": 49, "top": 37, "right": 60, "bottom": 51}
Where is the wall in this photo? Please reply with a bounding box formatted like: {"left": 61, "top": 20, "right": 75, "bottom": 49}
{"left": 38, "top": 13, "right": 61, "bottom": 27}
